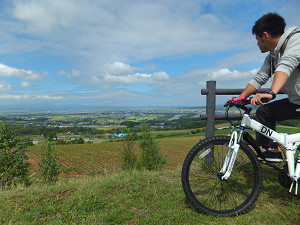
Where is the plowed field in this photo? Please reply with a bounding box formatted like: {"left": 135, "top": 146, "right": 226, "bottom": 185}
{"left": 27, "top": 135, "right": 202, "bottom": 178}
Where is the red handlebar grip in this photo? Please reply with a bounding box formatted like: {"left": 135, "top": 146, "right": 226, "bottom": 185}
{"left": 232, "top": 96, "right": 245, "bottom": 103}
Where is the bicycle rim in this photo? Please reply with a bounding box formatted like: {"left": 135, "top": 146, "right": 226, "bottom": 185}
{"left": 182, "top": 136, "right": 262, "bottom": 216}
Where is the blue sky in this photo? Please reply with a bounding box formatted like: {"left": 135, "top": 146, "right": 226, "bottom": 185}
{"left": 0, "top": 0, "right": 299, "bottom": 110}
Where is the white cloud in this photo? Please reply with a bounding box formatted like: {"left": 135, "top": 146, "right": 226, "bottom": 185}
{"left": 96, "top": 62, "right": 170, "bottom": 85}
{"left": 103, "top": 62, "right": 134, "bottom": 76}
{"left": 0, "top": 81, "right": 14, "bottom": 91}
{"left": 0, "top": 93, "right": 62, "bottom": 101}
{"left": 103, "top": 71, "right": 170, "bottom": 85}
{"left": 0, "top": 0, "right": 297, "bottom": 108}
{"left": 12, "top": 0, "right": 76, "bottom": 33}
{"left": 0, "top": 63, "right": 47, "bottom": 80}
{"left": 207, "top": 68, "right": 258, "bottom": 82}
{"left": 9, "top": 0, "right": 245, "bottom": 65}
{"left": 20, "top": 81, "right": 31, "bottom": 87}
{"left": 4, "top": 1, "right": 260, "bottom": 90}
{"left": 152, "top": 72, "right": 170, "bottom": 81}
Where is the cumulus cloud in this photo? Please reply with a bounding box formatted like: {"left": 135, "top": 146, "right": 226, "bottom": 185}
{"left": 0, "top": 63, "right": 47, "bottom": 80}
{"left": 9, "top": 0, "right": 245, "bottom": 65}
{"left": 103, "top": 62, "right": 134, "bottom": 76}
{"left": 101, "top": 62, "right": 170, "bottom": 85}
{"left": 207, "top": 68, "right": 258, "bottom": 82}
{"left": 0, "top": 0, "right": 297, "bottom": 108}
{"left": 5, "top": 1, "right": 259, "bottom": 91}
{"left": 103, "top": 72, "right": 170, "bottom": 84}
{"left": 104, "top": 73, "right": 150, "bottom": 84}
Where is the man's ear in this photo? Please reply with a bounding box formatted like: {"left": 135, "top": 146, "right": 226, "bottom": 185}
{"left": 262, "top": 32, "right": 270, "bottom": 41}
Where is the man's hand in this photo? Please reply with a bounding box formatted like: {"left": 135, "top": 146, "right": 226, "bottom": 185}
{"left": 225, "top": 96, "right": 245, "bottom": 107}
{"left": 250, "top": 93, "right": 272, "bottom": 107}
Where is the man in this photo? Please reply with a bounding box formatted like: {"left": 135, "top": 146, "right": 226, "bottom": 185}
{"left": 239, "top": 12, "right": 300, "bottom": 162}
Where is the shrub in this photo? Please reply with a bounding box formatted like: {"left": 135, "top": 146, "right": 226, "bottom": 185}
{"left": 121, "top": 129, "right": 137, "bottom": 170}
{"left": 0, "top": 124, "right": 30, "bottom": 189}
{"left": 139, "top": 122, "right": 166, "bottom": 170}
{"left": 38, "top": 143, "right": 61, "bottom": 184}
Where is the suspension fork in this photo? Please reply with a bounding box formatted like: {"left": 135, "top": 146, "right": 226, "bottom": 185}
{"left": 219, "top": 128, "right": 244, "bottom": 180}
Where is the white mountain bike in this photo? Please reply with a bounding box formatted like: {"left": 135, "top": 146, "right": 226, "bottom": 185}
{"left": 181, "top": 97, "right": 300, "bottom": 216}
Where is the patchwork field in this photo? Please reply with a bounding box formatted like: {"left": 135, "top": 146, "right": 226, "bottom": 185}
{"left": 27, "top": 123, "right": 300, "bottom": 179}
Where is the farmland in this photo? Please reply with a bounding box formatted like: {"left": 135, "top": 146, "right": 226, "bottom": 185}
{"left": 1, "top": 108, "right": 300, "bottom": 224}
{"left": 2, "top": 107, "right": 300, "bottom": 179}
{"left": 27, "top": 123, "right": 300, "bottom": 179}
{"left": 27, "top": 134, "right": 202, "bottom": 178}
{"left": 0, "top": 107, "right": 205, "bottom": 129}
{"left": 0, "top": 107, "right": 208, "bottom": 143}
{"left": 0, "top": 107, "right": 207, "bottom": 178}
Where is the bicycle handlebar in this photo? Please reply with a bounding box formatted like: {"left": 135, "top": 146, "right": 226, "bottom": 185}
{"left": 224, "top": 97, "right": 250, "bottom": 108}
{"left": 224, "top": 97, "right": 269, "bottom": 114}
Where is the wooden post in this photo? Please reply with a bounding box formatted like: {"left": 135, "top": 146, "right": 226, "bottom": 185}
{"left": 205, "top": 81, "right": 216, "bottom": 139}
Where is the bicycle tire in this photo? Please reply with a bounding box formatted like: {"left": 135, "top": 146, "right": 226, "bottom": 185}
{"left": 182, "top": 136, "right": 262, "bottom": 216}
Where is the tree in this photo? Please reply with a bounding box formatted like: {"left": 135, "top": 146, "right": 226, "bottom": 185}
{"left": 38, "top": 143, "right": 61, "bottom": 184}
{"left": 0, "top": 124, "right": 30, "bottom": 189}
{"left": 121, "top": 129, "right": 137, "bottom": 170}
{"left": 77, "top": 137, "right": 84, "bottom": 144}
{"left": 139, "top": 122, "right": 166, "bottom": 170}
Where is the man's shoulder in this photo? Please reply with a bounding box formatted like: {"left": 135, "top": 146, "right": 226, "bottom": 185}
{"left": 285, "top": 27, "right": 300, "bottom": 40}
{"left": 278, "top": 27, "right": 300, "bottom": 53}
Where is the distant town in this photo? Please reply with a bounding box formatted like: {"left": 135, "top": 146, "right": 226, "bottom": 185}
{"left": 0, "top": 107, "right": 211, "bottom": 144}
{"left": 0, "top": 107, "right": 205, "bottom": 128}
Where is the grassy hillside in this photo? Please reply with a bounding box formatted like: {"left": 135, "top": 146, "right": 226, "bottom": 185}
{"left": 2, "top": 127, "right": 300, "bottom": 224}
{"left": 0, "top": 169, "right": 299, "bottom": 224}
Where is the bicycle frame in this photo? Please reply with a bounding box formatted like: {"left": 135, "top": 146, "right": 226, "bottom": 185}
{"left": 221, "top": 113, "right": 300, "bottom": 195}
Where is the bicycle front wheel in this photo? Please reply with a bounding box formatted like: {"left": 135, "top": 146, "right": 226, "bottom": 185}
{"left": 181, "top": 136, "right": 262, "bottom": 216}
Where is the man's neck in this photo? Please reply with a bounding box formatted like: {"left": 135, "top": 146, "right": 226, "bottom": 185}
{"left": 270, "top": 36, "right": 281, "bottom": 52}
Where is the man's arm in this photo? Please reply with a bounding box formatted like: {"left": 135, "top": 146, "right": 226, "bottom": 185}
{"left": 250, "top": 71, "right": 289, "bottom": 106}
{"left": 270, "top": 71, "right": 289, "bottom": 94}
{"left": 239, "top": 83, "right": 257, "bottom": 98}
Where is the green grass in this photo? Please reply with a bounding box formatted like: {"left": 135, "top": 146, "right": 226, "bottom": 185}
{"left": 3, "top": 126, "right": 300, "bottom": 224}
{"left": 0, "top": 168, "right": 299, "bottom": 224}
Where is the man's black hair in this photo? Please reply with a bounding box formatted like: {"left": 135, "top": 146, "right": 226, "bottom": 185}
{"left": 252, "top": 12, "right": 286, "bottom": 38}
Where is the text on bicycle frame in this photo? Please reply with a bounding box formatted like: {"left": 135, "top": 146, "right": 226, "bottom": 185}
{"left": 261, "top": 126, "right": 273, "bottom": 137}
